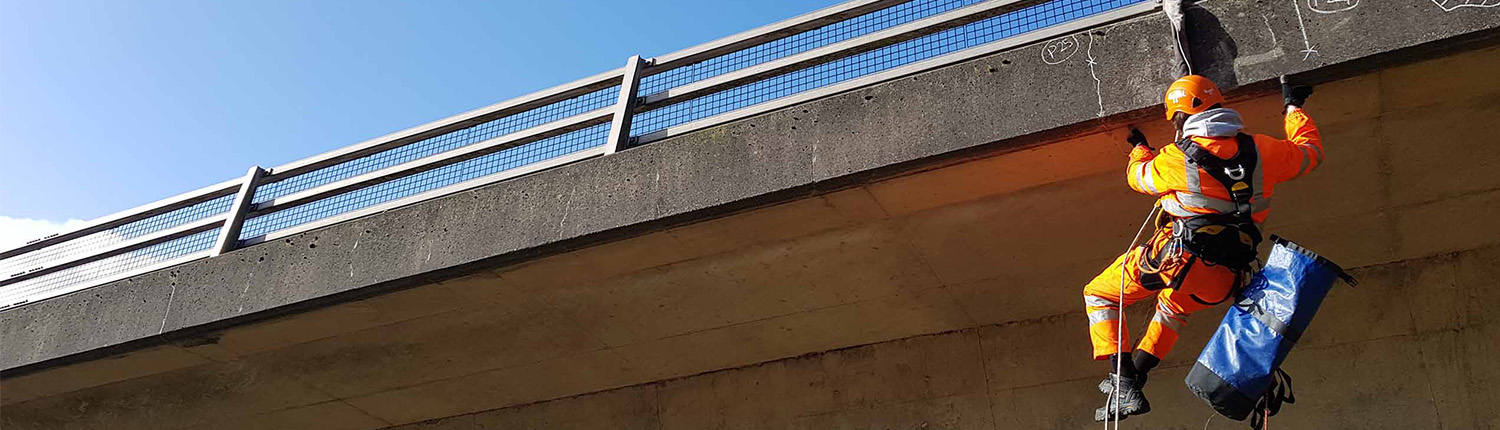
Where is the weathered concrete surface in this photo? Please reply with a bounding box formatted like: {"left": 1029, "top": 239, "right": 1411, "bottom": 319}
{"left": 3, "top": 0, "right": 1500, "bottom": 428}
{"left": 4, "top": 41, "right": 1498, "bottom": 429}
{"left": 364, "top": 238, "right": 1499, "bottom": 430}
{"left": 5, "top": 0, "right": 1497, "bottom": 374}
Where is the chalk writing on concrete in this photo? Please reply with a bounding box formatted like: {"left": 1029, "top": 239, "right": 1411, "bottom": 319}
{"left": 1041, "top": 35, "right": 1081, "bottom": 65}
{"left": 1235, "top": 15, "right": 1287, "bottom": 68}
{"left": 1085, "top": 31, "right": 1105, "bottom": 117}
{"left": 1308, "top": 0, "right": 1358, "bottom": 14}
{"left": 1432, "top": 0, "right": 1499, "bottom": 11}
{"left": 1292, "top": 0, "right": 1320, "bottom": 60}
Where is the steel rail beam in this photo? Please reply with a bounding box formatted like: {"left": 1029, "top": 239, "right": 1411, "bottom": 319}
{"left": 0, "top": 251, "right": 213, "bottom": 310}
{"left": 644, "top": 0, "right": 913, "bottom": 76}
{"left": 240, "top": 145, "right": 607, "bottom": 246}
{"left": 635, "top": 1, "right": 1159, "bottom": 145}
{"left": 638, "top": 0, "right": 1049, "bottom": 111}
{"left": 261, "top": 69, "right": 625, "bottom": 183}
{"left": 0, "top": 215, "right": 226, "bottom": 287}
{"left": 0, "top": 180, "right": 240, "bottom": 260}
{"left": 248, "top": 107, "right": 614, "bottom": 217}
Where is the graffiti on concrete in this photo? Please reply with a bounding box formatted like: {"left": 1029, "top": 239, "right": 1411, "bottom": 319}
{"left": 1291, "top": 0, "right": 1321, "bottom": 60}
{"left": 1308, "top": 0, "right": 1359, "bottom": 13}
{"left": 1085, "top": 31, "right": 1105, "bottom": 117}
{"left": 1235, "top": 15, "right": 1287, "bottom": 68}
{"left": 1040, "top": 35, "right": 1081, "bottom": 64}
{"left": 1432, "top": 0, "right": 1500, "bottom": 10}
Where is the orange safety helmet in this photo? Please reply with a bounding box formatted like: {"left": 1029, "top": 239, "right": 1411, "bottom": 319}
{"left": 1163, "top": 75, "right": 1224, "bottom": 121}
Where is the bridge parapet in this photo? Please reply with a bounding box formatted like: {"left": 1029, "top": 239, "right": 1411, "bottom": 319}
{"left": 0, "top": 0, "right": 1158, "bottom": 311}
{"left": 3, "top": 0, "right": 1498, "bottom": 389}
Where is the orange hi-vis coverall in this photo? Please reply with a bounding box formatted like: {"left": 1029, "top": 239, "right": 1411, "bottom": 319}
{"left": 1083, "top": 108, "right": 1323, "bottom": 360}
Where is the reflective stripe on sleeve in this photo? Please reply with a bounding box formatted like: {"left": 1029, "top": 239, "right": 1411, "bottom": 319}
{"left": 1295, "top": 145, "right": 1312, "bottom": 177}
{"left": 1136, "top": 163, "right": 1159, "bottom": 194}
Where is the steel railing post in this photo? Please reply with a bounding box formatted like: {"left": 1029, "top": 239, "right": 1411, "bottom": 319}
{"left": 604, "top": 55, "right": 647, "bottom": 154}
{"left": 214, "top": 166, "right": 267, "bottom": 256}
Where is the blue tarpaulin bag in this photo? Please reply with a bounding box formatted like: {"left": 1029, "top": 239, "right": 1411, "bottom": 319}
{"left": 1185, "top": 235, "right": 1356, "bottom": 428}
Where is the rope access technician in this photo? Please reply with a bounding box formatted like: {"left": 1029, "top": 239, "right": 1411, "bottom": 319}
{"left": 1083, "top": 75, "right": 1320, "bottom": 421}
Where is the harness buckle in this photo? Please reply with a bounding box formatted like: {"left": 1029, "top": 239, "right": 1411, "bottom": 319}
{"left": 1224, "top": 165, "right": 1246, "bottom": 180}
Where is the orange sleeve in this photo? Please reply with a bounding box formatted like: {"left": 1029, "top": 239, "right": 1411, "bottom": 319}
{"left": 1126, "top": 144, "right": 1171, "bottom": 196}
{"left": 1261, "top": 108, "right": 1324, "bottom": 183}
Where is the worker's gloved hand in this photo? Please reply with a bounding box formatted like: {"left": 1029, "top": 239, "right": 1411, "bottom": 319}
{"left": 1282, "top": 79, "right": 1314, "bottom": 108}
{"left": 1126, "top": 128, "right": 1150, "bottom": 149}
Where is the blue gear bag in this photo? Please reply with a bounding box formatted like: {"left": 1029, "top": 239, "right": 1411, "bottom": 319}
{"left": 1185, "top": 235, "right": 1356, "bottom": 425}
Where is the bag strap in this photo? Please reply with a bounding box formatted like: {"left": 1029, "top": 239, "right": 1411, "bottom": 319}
{"left": 1248, "top": 368, "right": 1296, "bottom": 430}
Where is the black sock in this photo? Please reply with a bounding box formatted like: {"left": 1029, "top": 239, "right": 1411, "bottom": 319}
{"left": 1132, "top": 350, "right": 1161, "bottom": 375}
{"left": 1110, "top": 353, "right": 1139, "bottom": 379}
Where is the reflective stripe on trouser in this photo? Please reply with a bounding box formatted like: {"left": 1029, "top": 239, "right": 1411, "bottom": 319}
{"left": 1081, "top": 225, "right": 1238, "bottom": 360}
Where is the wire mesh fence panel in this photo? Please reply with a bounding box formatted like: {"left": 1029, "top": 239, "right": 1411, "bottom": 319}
{"left": 240, "top": 123, "right": 611, "bottom": 239}
{"left": 639, "top": 0, "right": 987, "bottom": 96}
{"left": 0, "top": 194, "right": 233, "bottom": 281}
{"left": 253, "top": 86, "right": 619, "bottom": 204}
{"left": 0, "top": 229, "right": 219, "bottom": 308}
{"left": 631, "top": 0, "right": 1140, "bottom": 138}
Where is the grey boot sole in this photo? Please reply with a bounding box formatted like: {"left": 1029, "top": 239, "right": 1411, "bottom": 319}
{"left": 1094, "top": 398, "right": 1152, "bottom": 421}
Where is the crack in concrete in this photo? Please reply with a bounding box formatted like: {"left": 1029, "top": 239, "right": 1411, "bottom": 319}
{"left": 236, "top": 272, "right": 253, "bottom": 315}
{"left": 158, "top": 284, "right": 177, "bottom": 334}
{"left": 558, "top": 189, "right": 576, "bottom": 235}
{"left": 974, "top": 330, "right": 1002, "bottom": 429}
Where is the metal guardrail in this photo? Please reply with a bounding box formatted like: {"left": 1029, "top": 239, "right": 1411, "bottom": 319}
{"left": 0, "top": 0, "right": 1158, "bottom": 310}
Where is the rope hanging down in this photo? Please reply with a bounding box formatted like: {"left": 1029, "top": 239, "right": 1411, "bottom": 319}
{"left": 1164, "top": 0, "right": 1194, "bottom": 76}
{"left": 1101, "top": 3, "right": 1194, "bottom": 427}
{"left": 1104, "top": 205, "right": 1162, "bottom": 430}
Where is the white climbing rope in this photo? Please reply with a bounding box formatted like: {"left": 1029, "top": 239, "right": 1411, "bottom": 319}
{"left": 1164, "top": 0, "right": 1195, "bottom": 76}
{"left": 1106, "top": 204, "right": 1161, "bottom": 429}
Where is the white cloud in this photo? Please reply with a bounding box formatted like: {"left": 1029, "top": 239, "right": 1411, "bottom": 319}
{"left": 0, "top": 216, "right": 89, "bottom": 250}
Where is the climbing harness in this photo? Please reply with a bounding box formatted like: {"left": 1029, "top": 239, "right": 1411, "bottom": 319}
{"left": 1133, "top": 132, "right": 1264, "bottom": 305}
{"left": 1169, "top": 133, "right": 1264, "bottom": 272}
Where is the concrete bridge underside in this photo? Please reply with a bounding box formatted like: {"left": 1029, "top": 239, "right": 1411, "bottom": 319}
{"left": 3, "top": 1, "right": 1499, "bottom": 429}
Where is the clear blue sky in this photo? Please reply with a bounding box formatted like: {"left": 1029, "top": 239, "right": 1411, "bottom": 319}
{"left": 0, "top": 0, "right": 839, "bottom": 232}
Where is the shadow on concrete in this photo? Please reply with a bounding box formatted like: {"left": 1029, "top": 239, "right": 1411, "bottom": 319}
{"left": 1187, "top": 4, "right": 1240, "bottom": 87}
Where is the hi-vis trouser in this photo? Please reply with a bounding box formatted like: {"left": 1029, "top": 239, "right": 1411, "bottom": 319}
{"left": 1082, "top": 223, "right": 1239, "bottom": 360}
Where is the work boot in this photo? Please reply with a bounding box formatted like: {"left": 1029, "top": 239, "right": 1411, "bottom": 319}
{"left": 1100, "top": 350, "right": 1160, "bottom": 394}
{"left": 1097, "top": 373, "right": 1147, "bottom": 394}
{"left": 1094, "top": 373, "right": 1151, "bottom": 421}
